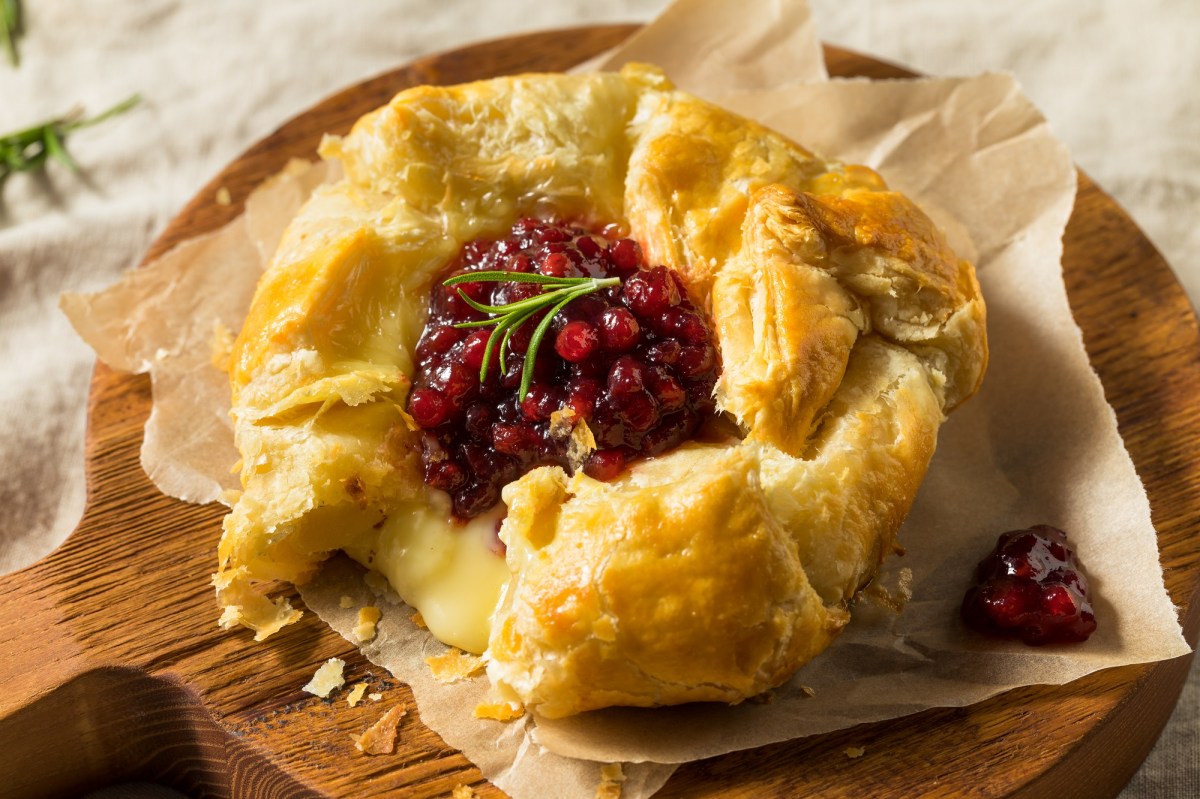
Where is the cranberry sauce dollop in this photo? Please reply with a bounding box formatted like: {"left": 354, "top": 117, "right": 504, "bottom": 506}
{"left": 961, "top": 525, "right": 1097, "bottom": 645}
{"left": 407, "top": 217, "right": 720, "bottom": 518}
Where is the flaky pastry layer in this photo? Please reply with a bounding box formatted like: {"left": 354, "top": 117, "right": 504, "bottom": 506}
{"left": 216, "top": 64, "right": 986, "bottom": 717}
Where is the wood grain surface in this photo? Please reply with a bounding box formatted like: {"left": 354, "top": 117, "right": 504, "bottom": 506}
{"left": 1, "top": 24, "right": 1198, "bottom": 799}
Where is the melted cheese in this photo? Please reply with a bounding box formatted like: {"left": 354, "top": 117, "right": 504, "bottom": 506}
{"left": 344, "top": 499, "right": 509, "bottom": 654}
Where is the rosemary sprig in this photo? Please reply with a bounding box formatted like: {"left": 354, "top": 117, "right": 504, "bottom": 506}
{"left": 443, "top": 270, "right": 621, "bottom": 401}
{"left": 0, "top": 94, "right": 141, "bottom": 184}
{"left": 1, "top": 0, "right": 21, "bottom": 68}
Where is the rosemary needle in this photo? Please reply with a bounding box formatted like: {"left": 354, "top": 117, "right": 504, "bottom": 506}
{"left": 1, "top": 0, "right": 20, "bottom": 68}
{"left": 443, "top": 270, "right": 621, "bottom": 401}
{"left": 0, "top": 94, "right": 141, "bottom": 184}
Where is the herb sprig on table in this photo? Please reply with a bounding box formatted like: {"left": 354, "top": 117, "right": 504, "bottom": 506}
{"left": 1, "top": 0, "right": 21, "bottom": 67}
{"left": 0, "top": 95, "right": 141, "bottom": 185}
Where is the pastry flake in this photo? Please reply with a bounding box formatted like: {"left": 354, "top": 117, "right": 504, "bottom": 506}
{"left": 354, "top": 605, "right": 382, "bottom": 643}
{"left": 426, "top": 648, "right": 486, "bottom": 684}
{"left": 346, "top": 682, "right": 368, "bottom": 707}
{"left": 352, "top": 705, "right": 406, "bottom": 755}
{"left": 302, "top": 657, "right": 346, "bottom": 699}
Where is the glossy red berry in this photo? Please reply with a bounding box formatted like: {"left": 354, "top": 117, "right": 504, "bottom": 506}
{"left": 598, "top": 307, "right": 640, "bottom": 351}
{"left": 962, "top": 525, "right": 1096, "bottom": 645}
{"left": 622, "top": 266, "right": 680, "bottom": 317}
{"left": 566, "top": 377, "right": 602, "bottom": 420}
{"left": 576, "top": 235, "right": 602, "bottom": 259}
{"left": 409, "top": 388, "right": 452, "bottom": 428}
{"left": 416, "top": 325, "right": 463, "bottom": 361}
{"left": 540, "top": 252, "right": 574, "bottom": 277}
{"left": 607, "top": 238, "right": 642, "bottom": 273}
{"left": 555, "top": 320, "right": 600, "bottom": 363}
{"left": 461, "top": 329, "right": 493, "bottom": 371}
{"left": 584, "top": 449, "right": 627, "bottom": 481}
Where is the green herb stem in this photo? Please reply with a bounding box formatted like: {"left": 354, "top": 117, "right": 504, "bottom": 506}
{"left": 1, "top": 0, "right": 21, "bottom": 68}
{"left": 0, "top": 94, "right": 141, "bottom": 184}
{"left": 447, "top": 272, "right": 621, "bottom": 401}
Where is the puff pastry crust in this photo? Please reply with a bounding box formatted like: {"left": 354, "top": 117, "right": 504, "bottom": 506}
{"left": 216, "top": 64, "right": 987, "bottom": 717}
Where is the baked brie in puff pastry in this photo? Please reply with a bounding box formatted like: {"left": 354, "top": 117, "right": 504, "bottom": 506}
{"left": 216, "top": 63, "right": 986, "bottom": 718}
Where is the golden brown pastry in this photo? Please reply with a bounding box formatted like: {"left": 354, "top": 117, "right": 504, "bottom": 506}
{"left": 215, "top": 63, "right": 987, "bottom": 717}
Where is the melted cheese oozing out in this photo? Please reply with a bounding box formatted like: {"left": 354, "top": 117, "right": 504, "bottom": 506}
{"left": 344, "top": 501, "right": 509, "bottom": 654}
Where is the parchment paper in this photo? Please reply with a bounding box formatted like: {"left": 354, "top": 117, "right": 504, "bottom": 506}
{"left": 62, "top": 0, "right": 1190, "bottom": 796}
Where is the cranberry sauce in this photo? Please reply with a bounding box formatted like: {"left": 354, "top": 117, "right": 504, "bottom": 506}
{"left": 407, "top": 217, "right": 720, "bottom": 518}
{"left": 961, "top": 525, "right": 1097, "bottom": 645}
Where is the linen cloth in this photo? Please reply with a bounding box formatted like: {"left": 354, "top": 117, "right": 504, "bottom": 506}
{"left": 0, "top": 1, "right": 1195, "bottom": 796}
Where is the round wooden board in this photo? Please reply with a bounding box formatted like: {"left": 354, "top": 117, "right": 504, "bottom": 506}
{"left": 1, "top": 24, "right": 1197, "bottom": 799}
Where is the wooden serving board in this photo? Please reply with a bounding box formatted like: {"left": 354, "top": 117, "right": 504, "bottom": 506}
{"left": 2, "top": 25, "right": 1198, "bottom": 799}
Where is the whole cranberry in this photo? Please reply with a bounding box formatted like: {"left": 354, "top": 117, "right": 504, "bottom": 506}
{"left": 607, "top": 355, "right": 648, "bottom": 397}
{"left": 614, "top": 389, "right": 660, "bottom": 433}
{"left": 409, "top": 388, "right": 452, "bottom": 428}
{"left": 622, "top": 266, "right": 681, "bottom": 317}
{"left": 491, "top": 423, "right": 541, "bottom": 458}
{"left": 645, "top": 365, "right": 686, "bottom": 412}
{"left": 584, "top": 448, "right": 627, "bottom": 481}
{"left": 416, "top": 325, "right": 464, "bottom": 361}
{"left": 643, "top": 339, "right": 681, "bottom": 366}
{"left": 425, "top": 460, "right": 467, "bottom": 492}
{"left": 566, "top": 377, "right": 603, "bottom": 420}
{"left": 598, "top": 307, "right": 641, "bottom": 352}
{"left": 520, "top": 382, "right": 561, "bottom": 421}
{"left": 432, "top": 361, "right": 476, "bottom": 406}
{"left": 607, "top": 238, "right": 642, "bottom": 273}
{"left": 461, "top": 329, "right": 494, "bottom": 372}
{"left": 463, "top": 404, "right": 493, "bottom": 439}
{"left": 539, "top": 252, "right": 576, "bottom": 277}
{"left": 555, "top": 320, "right": 600, "bottom": 363}
{"left": 575, "top": 235, "right": 603, "bottom": 259}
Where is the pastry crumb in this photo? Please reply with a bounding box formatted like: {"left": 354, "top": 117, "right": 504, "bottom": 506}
{"left": 844, "top": 746, "right": 866, "bottom": 758}
{"left": 215, "top": 186, "right": 232, "bottom": 206}
{"left": 302, "top": 658, "right": 346, "bottom": 698}
{"left": 595, "top": 763, "right": 625, "bottom": 798}
{"left": 548, "top": 408, "right": 597, "bottom": 470}
{"left": 352, "top": 705, "right": 406, "bottom": 755}
{"left": 473, "top": 699, "right": 524, "bottom": 722}
{"left": 368, "top": 692, "right": 383, "bottom": 702}
{"left": 427, "top": 649, "right": 485, "bottom": 683}
{"left": 354, "top": 605, "right": 382, "bottom": 643}
{"left": 548, "top": 406, "right": 577, "bottom": 439}
{"left": 451, "top": 785, "right": 478, "bottom": 799}
{"left": 410, "top": 611, "right": 427, "bottom": 629}
{"left": 568, "top": 423, "right": 596, "bottom": 467}
{"left": 339, "top": 595, "right": 355, "bottom": 609}
{"left": 346, "top": 682, "right": 368, "bottom": 707}
{"left": 799, "top": 685, "right": 816, "bottom": 698}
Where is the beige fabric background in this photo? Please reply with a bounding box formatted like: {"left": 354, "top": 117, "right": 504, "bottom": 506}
{"left": 0, "top": 1, "right": 1195, "bottom": 796}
